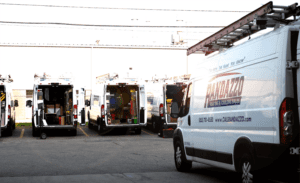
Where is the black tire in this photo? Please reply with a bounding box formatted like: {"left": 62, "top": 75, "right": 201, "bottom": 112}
{"left": 152, "top": 117, "right": 158, "bottom": 133}
{"left": 32, "top": 120, "right": 38, "bottom": 137}
{"left": 71, "top": 129, "right": 77, "bottom": 136}
{"left": 238, "top": 153, "right": 262, "bottom": 183}
{"left": 88, "top": 113, "right": 92, "bottom": 129}
{"left": 97, "top": 119, "right": 104, "bottom": 135}
{"left": 40, "top": 132, "right": 47, "bottom": 139}
{"left": 174, "top": 141, "right": 192, "bottom": 172}
{"left": 6, "top": 122, "right": 13, "bottom": 136}
{"left": 135, "top": 128, "right": 141, "bottom": 135}
{"left": 158, "top": 124, "right": 163, "bottom": 137}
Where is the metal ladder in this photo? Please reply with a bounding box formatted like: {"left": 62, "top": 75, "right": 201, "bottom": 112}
{"left": 187, "top": 1, "right": 300, "bottom": 56}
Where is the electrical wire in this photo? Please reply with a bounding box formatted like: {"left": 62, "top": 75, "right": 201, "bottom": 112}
{"left": 0, "top": 21, "right": 225, "bottom": 28}
{"left": 0, "top": 3, "right": 250, "bottom": 13}
{"left": 0, "top": 23, "right": 218, "bottom": 33}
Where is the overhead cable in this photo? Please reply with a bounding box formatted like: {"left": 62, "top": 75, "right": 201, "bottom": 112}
{"left": 0, "top": 21, "right": 225, "bottom": 28}
{"left": 0, "top": 3, "right": 250, "bottom": 13}
{"left": 0, "top": 23, "right": 216, "bottom": 33}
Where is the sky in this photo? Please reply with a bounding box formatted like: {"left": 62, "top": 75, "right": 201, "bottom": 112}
{"left": 0, "top": 0, "right": 298, "bottom": 89}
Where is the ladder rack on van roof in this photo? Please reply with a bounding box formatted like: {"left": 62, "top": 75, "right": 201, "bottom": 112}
{"left": 96, "top": 73, "right": 140, "bottom": 84}
{"left": 147, "top": 74, "right": 190, "bottom": 83}
{"left": 187, "top": 1, "right": 300, "bottom": 56}
{"left": 0, "top": 75, "right": 13, "bottom": 83}
{"left": 34, "top": 73, "right": 73, "bottom": 83}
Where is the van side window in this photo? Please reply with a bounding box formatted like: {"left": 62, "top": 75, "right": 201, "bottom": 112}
{"left": 180, "top": 83, "right": 193, "bottom": 116}
{"left": 93, "top": 95, "right": 100, "bottom": 106}
{"left": 93, "top": 95, "right": 99, "bottom": 106}
{"left": 91, "top": 95, "right": 94, "bottom": 106}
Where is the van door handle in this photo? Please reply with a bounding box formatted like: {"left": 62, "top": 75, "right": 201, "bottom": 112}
{"left": 188, "top": 115, "right": 191, "bottom": 126}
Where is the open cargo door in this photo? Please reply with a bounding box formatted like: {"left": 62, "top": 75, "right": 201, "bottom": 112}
{"left": 79, "top": 88, "right": 85, "bottom": 126}
{"left": 0, "top": 96, "right": 1, "bottom": 137}
{"left": 295, "top": 29, "right": 300, "bottom": 179}
{"left": 0, "top": 87, "right": 4, "bottom": 137}
{"left": 139, "top": 85, "right": 146, "bottom": 124}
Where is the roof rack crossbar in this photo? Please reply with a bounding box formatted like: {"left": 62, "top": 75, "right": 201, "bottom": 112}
{"left": 187, "top": 1, "right": 300, "bottom": 56}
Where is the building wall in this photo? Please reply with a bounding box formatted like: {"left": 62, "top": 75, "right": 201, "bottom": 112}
{"left": 13, "top": 89, "right": 28, "bottom": 122}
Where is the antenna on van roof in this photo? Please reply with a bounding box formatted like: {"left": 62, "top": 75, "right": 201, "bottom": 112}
{"left": 187, "top": 1, "right": 300, "bottom": 56}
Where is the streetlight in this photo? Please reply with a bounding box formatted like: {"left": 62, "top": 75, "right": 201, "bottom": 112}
{"left": 176, "top": 20, "right": 189, "bottom": 74}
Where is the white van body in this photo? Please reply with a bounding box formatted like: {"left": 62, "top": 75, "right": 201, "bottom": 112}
{"left": 88, "top": 78, "right": 147, "bottom": 134}
{"left": 0, "top": 78, "right": 17, "bottom": 136}
{"left": 30, "top": 76, "right": 84, "bottom": 136}
{"left": 173, "top": 21, "right": 300, "bottom": 181}
{"left": 146, "top": 81, "right": 186, "bottom": 136}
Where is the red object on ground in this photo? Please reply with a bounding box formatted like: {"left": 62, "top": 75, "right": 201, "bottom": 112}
{"left": 59, "top": 117, "right": 61, "bottom": 125}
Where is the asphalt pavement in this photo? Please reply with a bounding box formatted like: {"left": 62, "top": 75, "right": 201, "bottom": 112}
{"left": 0, "top": 126, "right": 287, "bottom": 183}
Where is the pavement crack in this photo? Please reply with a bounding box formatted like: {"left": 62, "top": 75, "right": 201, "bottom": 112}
{"left": 112, "top": 141, "right": 122, "bottom": 146}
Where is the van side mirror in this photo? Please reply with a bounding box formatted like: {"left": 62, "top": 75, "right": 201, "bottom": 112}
{"left": 26, "top": 100, "right": 32, "bottom": 108}
{"left": 170, "top": 102, "right": 179, "bottom": 118}
{"left": 14, "top": 100, "right": 19, "bottom": 107}
{"left": 85, "top": 100, "right": 90, "bottom": 106}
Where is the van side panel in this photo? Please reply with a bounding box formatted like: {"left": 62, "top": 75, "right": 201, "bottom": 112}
{"left": 188, "top": 29, "right": 285, "bottom": 165}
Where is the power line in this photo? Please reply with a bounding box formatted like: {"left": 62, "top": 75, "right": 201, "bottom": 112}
{"left": 0, "top": 3, "right": 250, "bottom": 13}
{"left": 0, "top": 43, "right": 188, "bottom": 50}
{"left": 0, "top": 21, "right": 225, "bottom": 28}
{"left": 0, "top": 23, "right": 217, "bottom": 33}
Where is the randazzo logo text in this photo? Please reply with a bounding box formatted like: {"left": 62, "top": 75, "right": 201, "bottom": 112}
{"left": 204, "top": 76, "right": 244, "bottom": 108}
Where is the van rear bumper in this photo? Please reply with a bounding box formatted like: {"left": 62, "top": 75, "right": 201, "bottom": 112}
{"left": 105, "top": 124, "right": 146, "bottom": 128}
{"left": 163, "top": 123, "right": 177, "bottom": 129}
{"left": 35, "top": 125, "right": 77, "bottom": 130}
{"left": 253, "top": 142, "right": 299, "bottom": 181}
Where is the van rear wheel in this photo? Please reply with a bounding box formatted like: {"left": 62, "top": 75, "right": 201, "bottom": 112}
{"left": 174, "top": 141, "right": 192, "bottom": 172}
{"left": 32, "top": 120, "right": 38, "bottom": 137}
{"left": 6, "top": 123, "right": 13, "bottom": 136}
{"left": 238, "top": 152, "right": 263, "bottom": 183}
{"left": 88, "top": 113, "right": 92, "bottom": 129}
{"left": 97, "top": 124, "right": 104, "bottom": 135}
{"left": 71, "top": 129, "right": 77, "bottom": 136}
{"left": 135, "top": 128, "right": 141, "bottom": 135}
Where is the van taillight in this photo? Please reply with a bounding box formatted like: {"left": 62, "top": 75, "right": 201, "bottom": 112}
{"left": 159, "top": 103, "right": 164, "bottom": 117}
{"left": 279, "top": 98, "right": 294, "bottom": 145}
{"left": 8, "top": 105, "right": 11, "bottom": 119}
{"left": 101, "top": 105, "right": 105, "bottom": 118}
{"left": 74, "top": 105, "right": 77, "bottom": 119}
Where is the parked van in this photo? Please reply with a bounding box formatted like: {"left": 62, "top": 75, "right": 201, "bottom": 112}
{"left": 27, "top": 73, "right": 84, "bottom": 138}
{"left": 171, "top": 12, "right": 300, "bottom": 183}
{"left": 87, "top": 73, "right": 147, "bottom": 135}
{"left": 146, "top": 77, "right": 188, "bottom": 137}
{"left": 0, "top": 75, "right": 18, "bottom": 136}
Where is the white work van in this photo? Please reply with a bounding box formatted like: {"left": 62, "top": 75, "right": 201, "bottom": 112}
{"left": 27, "top": 74, "right": 84, "bottom": 138}
{"left": 171, "top": 5, "right": 300, "bottom": 183}
{"left": 87, "top": 74, "right": 147, "bottom": 135}
{"left": 146, "top": 79, "right": 187, "bottom": 137}
{"left": 0, "top": 76, "right": 18, "bottom": 137}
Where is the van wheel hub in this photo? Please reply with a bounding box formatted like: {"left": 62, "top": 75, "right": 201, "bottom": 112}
{"left": 176, "top": 146, "right": 182, "bottom": 166}
{"left": 242, "top": 161, "right": 253, "bottom": 183}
